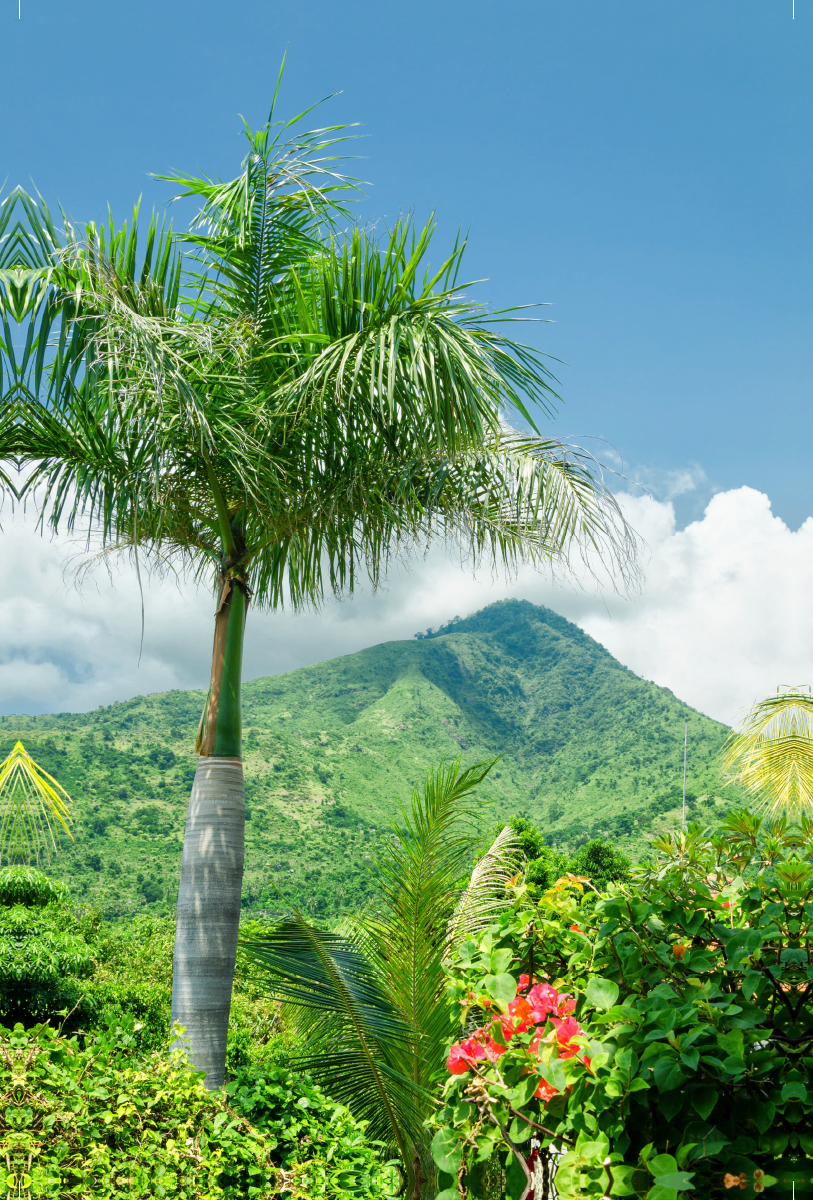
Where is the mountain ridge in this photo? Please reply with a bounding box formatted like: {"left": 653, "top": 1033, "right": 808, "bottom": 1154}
{"left": 1, "top": 599, "right": 742, "bottom": 917}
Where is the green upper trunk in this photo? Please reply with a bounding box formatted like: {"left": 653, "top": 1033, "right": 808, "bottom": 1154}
{"left": 212, "top": 583, "right": 247, "bottom": 758}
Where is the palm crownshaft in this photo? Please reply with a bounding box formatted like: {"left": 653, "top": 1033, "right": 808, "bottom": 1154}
{"left": 9, "top": 97, "right": 634, "bottom": 1091}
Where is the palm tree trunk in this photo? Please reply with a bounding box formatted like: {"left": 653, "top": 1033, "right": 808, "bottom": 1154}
{"left": 171, "top": 576, "right": 247, "bottom": 1089}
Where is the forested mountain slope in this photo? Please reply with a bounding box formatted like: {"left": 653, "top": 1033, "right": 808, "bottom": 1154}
{"left": 1, "top": 599, "right": 743, "bottom": 918}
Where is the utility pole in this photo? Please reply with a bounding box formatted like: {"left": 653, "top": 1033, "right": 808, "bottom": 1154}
{"left": 682, "top": 722, "right": 688, "bottom": 829}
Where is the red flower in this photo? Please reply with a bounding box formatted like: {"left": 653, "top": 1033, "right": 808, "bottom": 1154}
{"left": 483, "top": 1036, "right": 507, "bottom": 1063}
{"left": 460, "top": 1035, "right": 487, "bottom": 1062}
{"left": 534, "top": 1077, "right": 559, "bottom": 1101}
{"left": 551, "top": 1014, "right": 584, "bottom": 1059}
{"left": 527, "top": 982, "right": 560, "bottom": 1018}
{"left": 517, "top": 973, "right": 530, "bottom": 990}
{"left": 552, "top": 1015, "right": 580, "bottom": 1042}
{"left": 446, "top": 1044, "right": 471, "bottom": 1074}
{"left": 508, "top": 997, "right": 532, "bottom": 1033}
{"left": 570, "top": 924, "right": 582, "bottom": 933}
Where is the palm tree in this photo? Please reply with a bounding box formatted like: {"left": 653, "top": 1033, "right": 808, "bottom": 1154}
{"left": 239, "top": 756, "right": 520, "bottom": 1198}
{"left": 15, "top": 94, "right": 636, "bottom": 1090}
{"left": 722, "top": 685, "right": 813, "bottom": 819}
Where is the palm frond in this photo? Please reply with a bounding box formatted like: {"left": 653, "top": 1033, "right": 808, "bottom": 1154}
{"left": 722, "top": 686, "right": 813, "bottom": 819}
{"left": 360, "top": 758, "right": 497, "bottom": 1102}
{"left": 238, "top": 907, "right": 424, "bottom": 1152}
{"left": 0, "top": 741, "right": 73, "bottom": 865}
{"left": 446, "top": 823, "right": 522, "bottom": 951}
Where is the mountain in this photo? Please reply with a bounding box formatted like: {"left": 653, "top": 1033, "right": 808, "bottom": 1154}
{"left": 1, "top": 599, "right": 743, "bottom": 918}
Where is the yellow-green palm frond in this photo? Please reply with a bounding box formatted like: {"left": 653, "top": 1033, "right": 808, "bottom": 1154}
{"left": 0, "top": 741, "right": 74, "bottom": 865}
{"left": 721, "top": 686, "right": 813, "bottom": 820}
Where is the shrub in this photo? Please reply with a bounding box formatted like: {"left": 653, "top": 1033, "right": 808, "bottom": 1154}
{"left": 0, "top": 1018, "right": 396, "bottom": 1200}
{"left": 431, "top": 812, "right": 813, "bottom": 1199}
{"left": 227, "top": 1063, "right": 399, "bottom": 1197}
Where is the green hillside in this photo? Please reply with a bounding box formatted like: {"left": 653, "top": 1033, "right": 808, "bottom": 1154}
{"left": 1, "top": 599, "right": 743, "bottom": 918}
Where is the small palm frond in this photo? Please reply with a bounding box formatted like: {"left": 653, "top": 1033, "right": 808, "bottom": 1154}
{"left": 446, "top": 823, "right": 522, "bottom": 951}
{"left": 361, "top": 757, "right": 498, "bottom": 1102}
{"left": 238, "top": 907, "right": 424, "bottom": 1153}
{"left": 722, "top": 686, "right": 813, "bottom": 819}
{"left": 0, "top": 741, "right": 73, "bottom": 864}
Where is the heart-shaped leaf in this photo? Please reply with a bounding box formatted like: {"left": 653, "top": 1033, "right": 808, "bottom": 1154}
{"left": 585, "top": 976, "right": 620, "bottom": 1011}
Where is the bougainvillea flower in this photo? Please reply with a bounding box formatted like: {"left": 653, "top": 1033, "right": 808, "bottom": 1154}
{"left": 446, "top": 1045, "right": 471, "bottom": 1074}
{"left": 551, "top": 1015, "right": 584, "bottom": 1058}
{"left": 533, "top": 1077, "right": 559, "bottom": 1101}
{"left": 556, "top": 994, "right": 576, "bottom": 1015}
{"left": 526, "top": 983, "right": 560, "bottom": 1018}
{"left": 552, "top": 1015, "right": 580, "bottom": 1042}
{"left": 570, "top": 924, "right": 583, "bottom": 933}
{"left": 483, "top": 1037, "right": 507, "bottom": 1063}
{"left": 460, "top": 1035, "right": 487, "bottom": 1062}
{"left": 508, "top": 997, "right": 532, "bottom": 1032}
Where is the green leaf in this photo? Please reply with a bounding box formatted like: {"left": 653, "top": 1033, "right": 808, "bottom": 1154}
{"left": 750, "top": 1101, "right": 775, "bottom": 1134}
{"left": 716, "top": 1029, "right": 744, "bottom": 1060}
{"left": 585, "top": 976, "right": 620, "bottom": 1011}
{"left": 491, "top": 948, "right": 513, "bottom": 974}
{"left": 484, "top": 973, "right": 518, "bottom": 1005}
{"left": 649, "top": 1154, "right": 678, "bottom": 1177}
{"left": 653, "top": 1172, "right": 694, "bottom": 1190}
{"left": 431, "top": 1128, "right": 462, "bottom": 1174}
{"left": 658, "top": 1091, "right": 684, "bottom": 1122}
{"left": 647, "top": 1186, "right": 678, "bottom": 1200}
{"left": 508, "top": 1075, "right": 542, "bottom": 1108}
{"left": 690, "top": 1086, "right": 718, "bottom": 1120}
{"left": 505, "top": 1154, "right": 530, "bottom": 1200}
{"left": 653, "top": 1057, "right": 685, "bottom": 1093}
{"left": 508, "top": 1116, "right": 533, "bottom": 1144}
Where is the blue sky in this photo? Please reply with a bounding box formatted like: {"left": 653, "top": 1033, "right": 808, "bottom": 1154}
{"left": 5, "top": 0, "right": 811, "bottom": 528}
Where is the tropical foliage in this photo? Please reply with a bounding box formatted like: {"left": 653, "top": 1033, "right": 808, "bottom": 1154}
{"left": 0, "top": 741, "right": 73, "bottom": 865}
{"left": 722, "top": 686, "right": 813, "bottom": 819}
{"left": 240, "top": 757, "right": 521, "bottom": 1197}
{"left": 5, "top": 82, "right": 639, "bottom": 1085}
{"left": 0, "top": 1017, "right": 394, "bottom": 1200}
{"left": 432, "top": 810, "right": 813, "bottom": 1199}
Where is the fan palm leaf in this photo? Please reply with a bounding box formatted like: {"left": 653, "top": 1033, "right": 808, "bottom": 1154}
{"left": 0, "top": 741, "right": 73, "bottom": 865}
{"left": 722, "top": 687, "right": 813, "bottom": 820}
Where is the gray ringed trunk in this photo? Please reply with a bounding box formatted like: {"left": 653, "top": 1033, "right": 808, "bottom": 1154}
{"left": 171, "top": 756, "right": 245, "bottom": 1089}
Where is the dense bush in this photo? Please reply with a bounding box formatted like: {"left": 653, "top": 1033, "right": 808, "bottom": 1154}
{"left": 432, "top": 812, "right": 813, "bottom": 1200}
{"left": 507, "top": 816, "right": 630, "bottom": 891}
{"left": 0, "top": 866, "right": 95, "bottom": 1027}
{"left": 227, "top": 1064, "right": 398, "bottom": 1197}
{"left": 0, "top": 1018, "right": 395, "bottom": 1199}
{"left": 0, "top": 867, "right": 285, "bottom": 1067}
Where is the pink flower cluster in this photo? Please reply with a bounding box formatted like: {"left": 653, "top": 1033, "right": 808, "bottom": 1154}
{"left": 446, "top": 975, "right": 589, "bottom": 1101}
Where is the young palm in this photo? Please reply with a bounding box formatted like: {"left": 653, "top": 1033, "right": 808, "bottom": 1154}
{"left": 240, "top": 757, "right": 521, "bottom": 1198}
{"left": 18, "top": 99, "right": 635, "bottom": 1090}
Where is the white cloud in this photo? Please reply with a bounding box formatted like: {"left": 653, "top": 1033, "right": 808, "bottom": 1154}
{"left": 630, "top": 463, "right": 710, "bottom": 501}
{"left": 3, "top": 485, "right": 809, "bottom": 726}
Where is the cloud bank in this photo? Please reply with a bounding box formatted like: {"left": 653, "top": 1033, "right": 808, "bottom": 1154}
{"left": 3, "top": 485, "right": 808, "bottom": 726}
